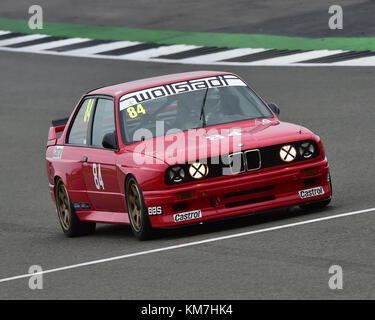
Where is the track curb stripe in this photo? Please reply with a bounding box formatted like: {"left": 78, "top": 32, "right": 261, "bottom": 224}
{"left": 1, "top": 30, "right": 375, "bottom": 66}
{"left": 1, "top": 18, "right": 375, "bottom": 52}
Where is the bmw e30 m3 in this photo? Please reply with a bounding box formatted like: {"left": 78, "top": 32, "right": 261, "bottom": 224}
{"left": 46, "top": 71, "right": 332, "bottom": 239}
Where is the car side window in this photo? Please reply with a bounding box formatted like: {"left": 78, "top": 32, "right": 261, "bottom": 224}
{"left": 92, "top": 98, "right": 116, "bottom": 148}
{"left": 67, "top": 98, "right": 95, "bottom": 145}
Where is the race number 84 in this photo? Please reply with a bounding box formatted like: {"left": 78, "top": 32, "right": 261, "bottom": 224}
{"left": 93, "top": 163, "right": 104, "bottom": 190}
{"left": 126, "top": 104, "right": 146, "bottom": 118}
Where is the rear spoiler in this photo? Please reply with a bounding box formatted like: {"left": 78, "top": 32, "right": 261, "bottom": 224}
{"left": 47, "top": 117, "right": 69, "bottom": 147}
{"left": 52, "top": 117, "right": 69, "bottom": 127}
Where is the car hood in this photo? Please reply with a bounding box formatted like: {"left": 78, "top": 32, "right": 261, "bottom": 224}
{"left": 125, "top": 118, "right": 315, "bottom": 166}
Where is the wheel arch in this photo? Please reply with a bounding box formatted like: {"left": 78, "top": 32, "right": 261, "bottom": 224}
{"left": 124, "top": 173, "right": 137, "bottom": 191}
{"left": 53, "top": 174, "right": 66, "bottom": 190}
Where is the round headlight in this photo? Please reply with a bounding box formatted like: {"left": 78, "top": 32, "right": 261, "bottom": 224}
{"left": 189, "top": 162, "right": 209, "bottom": 179}
{"left": 299, "top": 142, "right": 314, "bottom": 159}
{"left": 280, "top": 145, "right": 297, "bottom": 162}
{"left": 167, "top": 166, "right": 185, "bottom": 183}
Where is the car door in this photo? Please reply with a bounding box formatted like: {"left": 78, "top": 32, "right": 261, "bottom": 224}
{"left": 61, "top": 97, "right": 94, "bottom": 205}
{"left": 81, "top": 97, "right": 125, "bottom": 212}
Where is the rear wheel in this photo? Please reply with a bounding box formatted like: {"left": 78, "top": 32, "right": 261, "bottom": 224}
{"left": 126, "top": 177, "right": 154, "bottom": 240}
{"left": 55, "top": 179, "right": 96, "bottom": 237}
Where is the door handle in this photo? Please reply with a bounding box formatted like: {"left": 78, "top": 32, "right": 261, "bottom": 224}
{"left": 82, "top": 156, "right": 88, "bottom": 162}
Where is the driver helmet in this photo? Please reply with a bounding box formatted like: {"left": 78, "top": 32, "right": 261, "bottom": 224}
{"left": 205, "top": 88, "right": 221, "bottom": 112}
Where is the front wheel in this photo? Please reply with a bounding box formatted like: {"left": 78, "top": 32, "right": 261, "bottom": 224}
{"left": 126, "top": 177, "right": 154, "bottom": 240}
{"left": 55, "top": 179, "right": 96, "bottom": 237}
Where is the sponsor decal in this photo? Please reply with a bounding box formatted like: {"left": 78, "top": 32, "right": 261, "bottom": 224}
{"left": 205, "top": 129, "right": 242, "bottom": 141}
{"left": 173, "top": 210, "right": 202, "bottom": 223}
{"left": 255, "top": 118, "right": 271, "bottom": 126}
{"left": 84, "top": 98, "right": 95, "bottom": 123}
{"left": 299, "top": 186, "right": 325, "bottom": 199}
{"left": 73, "top": 202, "right": 91, "bottom": 210}
{"left": 52, "top": 146, "right": 64, "bottom": 159}
{"left": 119, "top": 74, "right": 246, "bottom": 110}
{"left": 148, "top": 206, "right": 163, "bottom": 216}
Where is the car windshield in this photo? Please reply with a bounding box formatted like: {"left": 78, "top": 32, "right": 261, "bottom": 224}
{"left": 119, "top": 76, "right": 274, "bottom": 144}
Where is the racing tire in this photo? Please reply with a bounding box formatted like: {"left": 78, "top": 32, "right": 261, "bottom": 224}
{"left": 55, "top": 179, "right": 96, "bottom": 237}
{"left": 126, "top": 176, "right": 154, "bottom": 240}
{"left": 299, "top": 173, "right": 332, "bottom": 210}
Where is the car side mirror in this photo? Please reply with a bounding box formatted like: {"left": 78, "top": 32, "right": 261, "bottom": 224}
{"left": 102, "top": 132, "right": 118, "bottom": 150}
{"left": 268, "top": 103, "right": 280, "bottom": 116}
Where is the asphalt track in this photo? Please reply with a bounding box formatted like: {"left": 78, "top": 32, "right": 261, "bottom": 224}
{"left": 0, "top": 0, "right": 375, "bottom": 300}
{"left": 0, "top": 49, "right": 374, "bottom": 299}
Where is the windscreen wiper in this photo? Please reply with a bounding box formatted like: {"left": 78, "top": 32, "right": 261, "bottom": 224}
{"left": 199, "top": 88, "right": 209, "bottom": 127}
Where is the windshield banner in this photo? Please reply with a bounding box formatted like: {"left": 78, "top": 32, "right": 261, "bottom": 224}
{"left": 119, "top": 74, "right": 246, "bottom": 110}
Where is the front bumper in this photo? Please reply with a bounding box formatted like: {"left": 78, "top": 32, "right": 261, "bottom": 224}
{"left": 143, "top": 158, "right": 331, "bottom": 228}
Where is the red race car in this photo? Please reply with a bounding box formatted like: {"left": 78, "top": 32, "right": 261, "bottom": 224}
{"left": 46, "top": 71, "right": 332, "bottom": 239}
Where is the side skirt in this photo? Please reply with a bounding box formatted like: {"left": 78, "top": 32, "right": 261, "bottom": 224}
{"left": 77, "top": 210, "right": 130, "bottom": 224}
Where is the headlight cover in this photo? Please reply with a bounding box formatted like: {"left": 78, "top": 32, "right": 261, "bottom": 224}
{"left": 166, "top": 166, "right": 186, "bottom": 183}
{"left": 165, "top": 162, "right": 211, "bottom": 184}
{"left": 189, "top": 162, "right": 209, "bottom": 179}
{"left": 279, "top": 145, "right": 297, "bottom": 162}
{"left": 298, "top": 141, "right": 315, "bottom": 159}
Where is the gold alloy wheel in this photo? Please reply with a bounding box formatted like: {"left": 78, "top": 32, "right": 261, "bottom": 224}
{"left": 127, "top": 182, "right": 143, "bottom": 232}
{"left": 56, "top": 182, "right": 71, "bottom": 231}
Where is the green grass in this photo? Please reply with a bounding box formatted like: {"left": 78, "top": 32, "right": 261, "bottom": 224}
{"left": 1, "top": 18, "right": 375, "bottom": 51}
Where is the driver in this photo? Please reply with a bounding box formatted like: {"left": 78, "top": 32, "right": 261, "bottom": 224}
{"left": 174, "top": 91, "right": 202, "bottom": 131}
{"left": 204, "top": 88, "right": 225, "bottom": 124}
{"left": 174, "top": 88, "right": 226, "bottom": 130}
